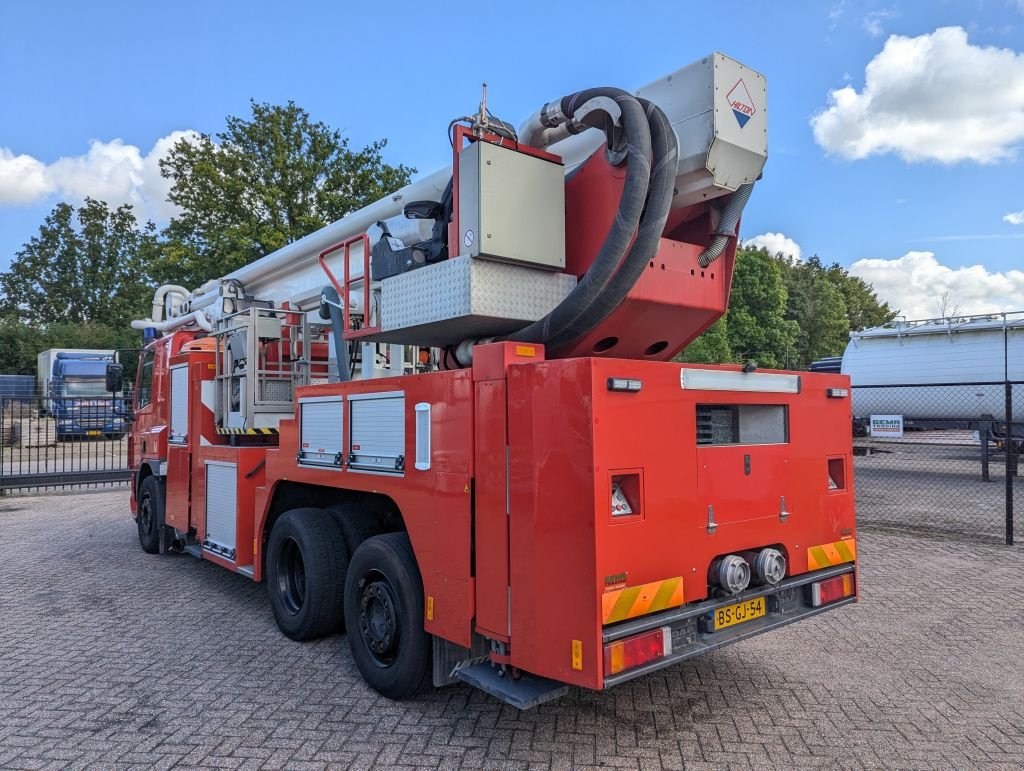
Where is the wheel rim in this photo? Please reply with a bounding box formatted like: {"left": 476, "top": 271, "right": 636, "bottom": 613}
{"left": 139, "top": 493, "right": 154, "bottom": 535}
{"left": 358, "top": 572, "right": 401, "bottom": 667}
{"left": 276, "top": 537, "right": 306, "bottom": 615}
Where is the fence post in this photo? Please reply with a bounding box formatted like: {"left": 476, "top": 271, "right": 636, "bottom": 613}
{"left": 1006, "top": 382, "right": 1015, "bottom": 546}
{"left": 980, "top": 417, "right": 992, "bottom": 482}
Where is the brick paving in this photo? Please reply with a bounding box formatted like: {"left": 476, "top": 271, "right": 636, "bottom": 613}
{"left": 1, "top": 490, "right": 1023, "bottom": 770}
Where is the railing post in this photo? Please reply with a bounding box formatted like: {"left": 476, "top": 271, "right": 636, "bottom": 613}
{"left": 1006, "top": 382, "right": 1015, "bottom": 546}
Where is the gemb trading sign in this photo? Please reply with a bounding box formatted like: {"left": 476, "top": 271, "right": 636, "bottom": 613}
{"left": 869, "top": 414, "right": 904, "bottom": 439}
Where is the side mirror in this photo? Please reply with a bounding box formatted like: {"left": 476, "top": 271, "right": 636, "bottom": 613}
{"left": 404, "top": 200, "right": 443, "bottom": 220}
{"left": 106, "top": 362, "right": 124, "bottom": 393}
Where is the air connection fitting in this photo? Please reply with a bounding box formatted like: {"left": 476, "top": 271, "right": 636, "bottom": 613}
{"left": 709, "top": 554, "right": 751, "bottom": 595}
{"left": 746, "top": 548, "right": 787, "bottom": 586}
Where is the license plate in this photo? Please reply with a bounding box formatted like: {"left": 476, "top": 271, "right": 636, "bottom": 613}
{"left": 87, "top": 430, "right": 101, "bottom": 436}
{"left": 713, "top": 596, "right": 766, "bottom": 630}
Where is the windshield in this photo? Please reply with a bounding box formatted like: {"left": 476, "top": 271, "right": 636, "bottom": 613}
{"left": 62, "top": 378, "right": 111, "bottom": 397}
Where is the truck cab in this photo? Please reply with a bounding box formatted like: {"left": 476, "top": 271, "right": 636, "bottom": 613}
{"left": 49, "top": 353, "right": 126, "bottom": 440}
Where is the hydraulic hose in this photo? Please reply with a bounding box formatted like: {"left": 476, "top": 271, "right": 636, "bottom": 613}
{"left": 697, "top": 182, "right": 754, "bottom": 268}
{"left": 505, "top": 88, "right": 652, "bottom": 346}
{"left": 544, "top": 99, "right": 678, "bottom": 353}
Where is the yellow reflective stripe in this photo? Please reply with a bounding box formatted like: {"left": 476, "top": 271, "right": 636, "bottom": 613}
{"left": 602, "top": 576, "right": 685, "bottom": 625}
{"left": 807, "top": 538, "right": 857, "bottom": 570}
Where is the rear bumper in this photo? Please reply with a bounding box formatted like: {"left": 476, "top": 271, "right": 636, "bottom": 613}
{"left": 602, "top": 563, "right": 856, "bottom": 688}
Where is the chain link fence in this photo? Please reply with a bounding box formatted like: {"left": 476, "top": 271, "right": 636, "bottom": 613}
{"left": 0, "top": 387, "right": 133, "bottom": 494}
{"left": 852, "top": 381, "right": 1021, "bottom": 545}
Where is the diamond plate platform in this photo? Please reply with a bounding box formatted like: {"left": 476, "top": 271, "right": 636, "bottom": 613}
{"left": 373, "top": 254, "right": 577, "bottom": 346}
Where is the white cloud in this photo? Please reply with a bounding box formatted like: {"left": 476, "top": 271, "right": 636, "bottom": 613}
{"left": 862, "top": 8, "right": 897, "bottom": 37}
{"left": 0, "top": 130, "right": 200, "bottom": 221}
{"left": 811, "top": 27, "right": 1024, "bottom": 164}
{"left": 1004, "top": 210, "right": 1024, "bottom": 225}
{"left": 743, "top": 232, "right": 802, "bottom": 261}
{"left": 849, "top": 251, "right": 1024, "bottom": 319}
{"left": 0, "top": 149, "right": 50, "bottom": 204}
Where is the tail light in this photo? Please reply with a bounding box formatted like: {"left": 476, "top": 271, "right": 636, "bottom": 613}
{"left": 809, "top": 573, "right": 855, "bottom": 607}
{"left": 603, "top": 626, "right": 672, "bottom": 676}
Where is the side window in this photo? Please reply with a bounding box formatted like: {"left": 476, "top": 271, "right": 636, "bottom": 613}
{"left": 136, "top": 349, "right": 155, "bottom": 409}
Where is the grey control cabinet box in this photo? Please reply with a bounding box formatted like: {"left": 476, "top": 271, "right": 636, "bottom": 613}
{"left": 457, "top": 140, "right": 565, "bottom": 270}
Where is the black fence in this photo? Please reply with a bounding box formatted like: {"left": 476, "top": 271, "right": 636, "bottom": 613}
{"left": 851, "top": 381, "right": 1021, "bottom": 545}
{"left": 0, "top": 389, "right": 133, "bottom": 494}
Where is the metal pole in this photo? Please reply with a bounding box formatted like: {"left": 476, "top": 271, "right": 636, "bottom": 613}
{"left": 980, "top": 417, "right": 991, "bottom": 482}
{"left": 1006, "top": 382, "right": 1015, "bottom": 546}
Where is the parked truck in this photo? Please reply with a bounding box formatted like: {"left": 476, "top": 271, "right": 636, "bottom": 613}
{"left": 119, "top": 54, "right": 858, "bottom": 708}
{"left": 37, "top": 349, "right": 126, "bottom": 440}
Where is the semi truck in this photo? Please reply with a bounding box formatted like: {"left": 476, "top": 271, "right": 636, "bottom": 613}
{"left": 118, "top": 53, "right": 858, "bottom": 708}
{"left": 37, "top": 349, "right": 126, "bottom": 440}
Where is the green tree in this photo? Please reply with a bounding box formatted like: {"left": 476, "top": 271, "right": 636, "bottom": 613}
{"left": 821, "top": 261, "right": 896, "bottom": 330}
{"left": 726, "top": 248, "right": 799, "bottom": 368}
{"left": 678, "top": 316, "right": 733, "bottom": 363}
{"left": 0, "top": 199, "right": 154, "bottom": 328}
{"left": 0, "top": 315, "right": 46, "bottom": 374}
{"left": 777, "top": 255, "right": 850, "bottom": 367}
{"left": 159, "top": 100, "right": 415, "bottom": 287}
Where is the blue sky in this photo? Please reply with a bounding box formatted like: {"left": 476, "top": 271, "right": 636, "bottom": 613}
{"left": 2, "top": 0, "right": 1023, "bottom": 319}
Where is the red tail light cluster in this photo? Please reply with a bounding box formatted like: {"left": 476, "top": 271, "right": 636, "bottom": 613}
{"left": 603, "top": 626, "right": 672, "bottom": 675}
{"left": 809, "top": 573, "right": 855, "bottom": 607}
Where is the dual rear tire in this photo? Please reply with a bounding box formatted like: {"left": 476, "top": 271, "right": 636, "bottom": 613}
{"left": 266, "top": 507, "right": 428, "bottom": 698}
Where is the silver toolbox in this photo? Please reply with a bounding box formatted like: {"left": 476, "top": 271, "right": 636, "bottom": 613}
{"left": 298, "top": 395, "right": 344, "bottom": 467}
{"left": 377, "top": 254, "right": 576, "bottom": 346}
{"left": 348, "top": 391, "right": 405, "bottom": 473}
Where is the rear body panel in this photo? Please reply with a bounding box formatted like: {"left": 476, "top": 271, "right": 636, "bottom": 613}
{"left": 506, "top": 357, "right": 855, "bottom": 688}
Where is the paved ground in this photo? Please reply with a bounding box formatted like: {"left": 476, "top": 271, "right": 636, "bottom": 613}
{"left": 854, "top": 440, "right": 1023, "bottom": 543}
{"left": 2, "top": 491, "right": 1023, "bottom": 770}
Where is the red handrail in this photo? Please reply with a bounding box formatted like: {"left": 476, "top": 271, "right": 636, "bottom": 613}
{"left": 318, "top": 234, "right": 377, "bottom": 339}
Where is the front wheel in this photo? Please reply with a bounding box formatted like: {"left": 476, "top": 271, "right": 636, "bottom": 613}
{"left": 137, "top": 475, "right": 166, "bottom": 554}
{"left": 266, "top": 508, "right": 348, "bottom": 641}
{"left": 345, "top": 533, "right": 430, "bottom": 699}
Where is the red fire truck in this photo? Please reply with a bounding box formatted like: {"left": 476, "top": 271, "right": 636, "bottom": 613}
{"left": 115, "top": 53, "right": 857, "bottom": 708}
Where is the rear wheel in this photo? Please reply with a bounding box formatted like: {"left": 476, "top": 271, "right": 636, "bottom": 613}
{"left": 267, "top": 508, "right": 348, "bottom": 641}
{"left": 345, "top": 533, "right": 429, "bottom": 699}
{"left": 137, "top": 475, "right": 166, "bottom": 554}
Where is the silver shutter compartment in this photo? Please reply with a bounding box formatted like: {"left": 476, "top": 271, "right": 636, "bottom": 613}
{"left": 348, "top": 391, "right": 405, "bottom": 473}
{"left": 169, "top": 364, "right": 189, "bottom": 443}
{"left": 298, "top": 396, "right": 344, "bottom": 467}
{"left": 205, "top": 461, "right": 237, "bottom": 560}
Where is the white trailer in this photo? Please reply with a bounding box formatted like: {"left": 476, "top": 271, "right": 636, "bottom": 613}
{"left": 842, "top": 313, "right": 1024, "bottom": 423}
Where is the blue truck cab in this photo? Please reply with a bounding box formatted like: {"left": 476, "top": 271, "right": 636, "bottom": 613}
{"left": 49, "top": 353, "right": 126, "bottom": 440}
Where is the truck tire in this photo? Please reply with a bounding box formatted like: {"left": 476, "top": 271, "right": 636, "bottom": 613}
{"left": 329, "top": 502, "right": 387, "bottom": 556}
{"left": 267, "top": 508, "right": 348, "bottom": 641}
{"left": 345, "top": 533, "right": 430, "bottom": 699}
{"left": 137, "top": 475, "right": 166, "bottom": 555}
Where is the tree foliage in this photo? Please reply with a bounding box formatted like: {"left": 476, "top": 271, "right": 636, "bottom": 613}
{"left": 679, "top": 248, "right": 896, "bottom": 368}
{"left": 0, "top": 199, "right": 154, "bottom": 327}
{"left": 158, "top": 100, "right": 415, "bottom": 287}
{"left": 725, "top": 248, "right": 800, "bottom": 369}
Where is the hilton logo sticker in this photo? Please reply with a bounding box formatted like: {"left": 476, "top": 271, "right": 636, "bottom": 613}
{"left": 726, "top": 79, "right": 756, "bottom": 128}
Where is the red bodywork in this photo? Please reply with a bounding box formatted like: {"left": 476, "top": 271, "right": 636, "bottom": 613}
{"left": 129, "top": 131, "right": 857, "bottom": 692}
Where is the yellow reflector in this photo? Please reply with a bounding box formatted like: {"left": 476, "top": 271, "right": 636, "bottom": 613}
{"left": 515, "top": 345, "right": 536, "bottom": 357}
{"left": 571, "top": 639, "right": 583, "bottom": 671}
{"left": 426, "top": 596, "right": 434, "bottom": 621}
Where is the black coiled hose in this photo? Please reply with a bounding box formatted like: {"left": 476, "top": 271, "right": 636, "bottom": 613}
{"left": 506, "top": 88, "right": 652, "bottom": 346}
{"left": 544, "top": 98, "right": 678, "bottom": 353}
